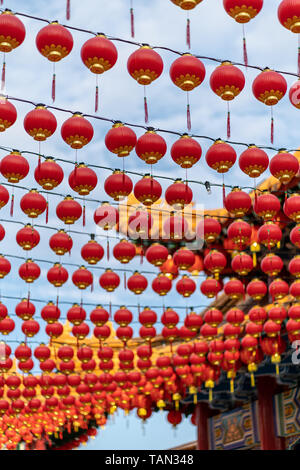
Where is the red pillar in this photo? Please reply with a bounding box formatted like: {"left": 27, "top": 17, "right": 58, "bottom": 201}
{"left": 257, "top": 376, "right": 285, "bottom": 450}
{"left": 196, "top": 402, "right": 210, "bottom": 450}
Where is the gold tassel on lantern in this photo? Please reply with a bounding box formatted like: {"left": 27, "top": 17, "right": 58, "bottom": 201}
{"left": 248, "top": 363, "right": 257, "bottom": 387}
{"left": 173, "top": 393, "right": 181, "bottom": 411}
{"left": 205, "top": 380, "right": 214, "bottom": 402}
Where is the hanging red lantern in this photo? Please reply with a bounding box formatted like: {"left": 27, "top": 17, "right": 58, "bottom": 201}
{"left": 56, "top": 196, "right": 82, "bottom": 224}
{"left": 0, "top": 316, "right": 14, "bottom": 335}
{"left": 41, "top": 301, "right": 61, "bottom": 324}
{"left": 200, "top": 277, "right": 222, "bottom": 298}
{"left": 278, "top": 0, "right": 300, "bottom": 75}
{"left": 16, "top": 225, "right": 40, "bottom": 251}
{"left": 170, "top": 54, "right": 206, "bottom": 130}
{"left": 0, "top": 185, "right": 8, "bottom": 210}
{"left": 36, "top": 21, "right": 73, "bottom": 101}
{"left": 206, "top": 140, "right": 237, "bottom": 174}
{"left": 224, "top": 278, "right": 245, "bottom": 299}
{"left": 136, "top": 129, "right": 167, "bottom": 165}
{"left": 258, "top": 222, "right": 282, "bottom": 249}
{"left": 34, "top": 344, "right": 51, "bottom": 362}
{"left": 0, "top": 150, "right": 29, "bottom": 183}
{"left": 68, "top": 164, "right": 97, "bottom": 195}
{"left": 127, "top": 271, "right": 148, "bottom": 294}
{"left": 81, "top": 238, "right": 104, "bottom": 265}
{"left": 268, "top": 305, "right": 287, "bottom": 324}
{"left": 49, "top": 230, "right": 73, "bottom": 255}
{"left": 173, "top": 247, "right": 195, "bottom": 270}
{"left": 161, "top": 308, "right": 179, "bottom": 328}
{"left": 269, "top": 278, "right": 289, "bottom": 301}
{"left": 99, "top": 269, "right": 120, "bottom": 292}
{"left": 261, "top": 253, "right": 283, "bottom": 277}
{"left": 72, "top": 323, "right": 90, "bottom": 341}
{"left": 81, "top": 34, "right": 118, "bottom": 112}
{"left": 19, "top": 259, "right": 41, "bottom": 283}
{"left": 224, "top": 187, "right": 252, "bottom": 217}
{"left": 197, "top": 217, "right": 221, "bottom": 244}
{"left": 94, "top": 202, "right": 119, "bottom": 230}
{"left": 113, "top": 239, "right": 136, "bottom": 264}
{"left": 184, "top": 311, "right": 203, "bottom": 332}
{"left": 134, "top": 174, "right": 162, "bottom": 206}
{"left": 248, "top": 305, "right": 267, "bottom": 325}
{"left": 163, "top": 213, "right": 189, "bottom": 240}
{"left": 90, "top": 305, "right": 109, "bottom": 326}
{"left": 152, "top": 273, "right": 172, "bottom": 296}
{"left": 72, "top": 266, "right": 93, "bottom": 290}
{"left": 15, "top": 299, "right": 35, "bottom": 321}
{"left": 252, "top": 69, "right": 287, "bottom": 143}
{"left": 128, "top": 210, "right": 153, "bottom": 237}
{"left": 146, "top": 243, "right": 169, "bottom": 266}
{"left": 289, "top": 255, "right": 300, "bottom": 277}
{"left": 284, "top": 193, "right": 300, "bottom": 222}
{"left": 0, "top": 301, "right": 7, "bottom": 321}
{"left": 67, "top": 304, "right": 86, "bottom": 326}
{"left": 176, "top": 275, "right": 196, "bottom": 297}
{"left": 254, "top": 191, "right": 280, "bottom": 221}
{"left": 290, "top": 280, "right": 300, "bottom": 300}
{"left": 160, "top": 254, "right": 179, "bottom": 279}
{"left": 139, "top": 307, "right": 157, "bottom": 327}
{"left": 104, "top": 170, "right": 133, "bottom": 201}
{"left": 171, "top": 134, "right": 202, "bottom": 169}
{"left": 127, "top": 45, "right": 163, "bottom": 123}
{"left": 246, "top": 278, "right": 267, "bottom": 300}
{"left": 204, "top": 250, "right": 227, "bottom": 279}
{"left": 114, "top": 306, "right": 133, "bottom": 327}
{"left": 105, "top": 122, "right": 137, "bottom": 157}
{"left": 227, "top": 219, "right": 252, "bottom": 247}
{"left": 0, "top": 97, "right": 17, "bottom": 132}
{"left": 45, "top": 323, "right": 63, "bottom": 341}
{"left": 269, "top": 149, "right": 299, "bottom": 185}
{"left": 61, "top": 113, "right": 94, "bottom": 149}
{"left": 0, "top": 255, "right": 10, "bottom": 278}
{"left": 24, "top": 105, "right": 57, "bottom": 141}
{"left": 290, "top": 225, "right": 300, "bottom": 248}
{"left": 58, "top": 345, "right": 74, "bottom": 363}
{"left": 231, "top": 252, "right": 253, "bottom": 276}
{"left": 204, "top": 308, "right": 223, "bottom": 327}
{"left": 20, "top": 189, "right": 47, "bottom": 219}
{"left": 94, "top": 324, "right": 111, "bottom": 342}
{"left": 34, "top": 157, "right": 63, "bottom": 190}
{"left": 47, "top": 263, "right": 69, "bottom": 287}
{"left": 238, "top": 145, "right": 269, "bottom": 178}
{"left": 165, "top": 179, "right": 193, "bottom": 209}
{"left": 116, "top": 326, "right": 133, "bottom": 344}
{"left": 22, "top": 319, "right": 40, "bottom": 338}
{"left": 210, "top": 62, "right": 245, "bottom": 138}
{"left": 0, "top": 224, "right": 4, "bottom": 242}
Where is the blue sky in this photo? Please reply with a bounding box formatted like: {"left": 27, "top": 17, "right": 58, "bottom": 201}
{"left": 0, "top": 0, "right": 299, "bottom": 450}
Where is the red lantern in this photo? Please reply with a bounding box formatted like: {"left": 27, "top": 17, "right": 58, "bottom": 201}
{"left": 146, "top": 243, "right": 168, "bottom": 266}
{"left": 94, "top": 202, "right": 119, "bottom": 230}
{"left": 0, "top": 10, "right": 25, "bottom": 56}
{"left": 127, "top": 45, "right": 163, "bottom": 123}
{"left": 116, "top": 326, "right": 133, "bottom": 344}
{"left": 0, "top": 150, "right": 29, "bottom": 183}
{"left": 246, "top": 278, "right": 267, "bottom": 300}
{"left": 252, "top": 69, "right": 287, "bottom": 143}
{"left": 268, "top": 305, "right": 287, "bottom": 324}
{"left": 184, "top": 311, "right": 203, "bottom": 332}
{"left": 161, "top": 308, "right": 179, "bottom": 328}
{"left": 163, "top": 214, "right": 189, "bottom": 240}
{"left": 224, "top": 187, "right": 252, "bottom": 217}
{"left": 0, "top": 255, "right": 10, "bottom": 278}
{"left": 41, "top": 301, "right": 60, "bottom": 324}
{"left": 278, "top": 0, "right": 300, "bottom": 74}
{"left": 139, "top": 307, "right": 157, "bottom": 327}
{"left": 16, "top": 225, "right": 40, "bottom": 251}
{"left": 261, "top": 254, "right": 283, "bottom": 277}
{"left": 45, "top": 323, "right": 63, "bottom": 340}
{"left": 90, "top": 305, "right": 109, "bottom": 326}
{"left": 127, "top": 271, "right": 148, "bottom": 294}
{"left": 206, "top": 140, "right": 237, "bottom": 174}
{"left": 81, "top": 239, "right": 104, "bottom": 265}
{"left": 67, "top": 304, "right": 86, "bottom": 326}
{"left": 200, "top": 277, "right": 222, "bottom": 298}
{"left": 113, "top": 239, "right": 136, "bottom": 264}
{"left": 204, "top": 250, "right": 227, "bottom": 279}
{"left": 105, "top": 122, "right": 137, "bottom": 157}
{"left": 22, "top": 320, "right": 40, "bottom": 338}
{"left": 49, "top": 230, "right": 73, "bottom": 256}
{"left": 197, "top": 217, "right": 221, "bottom": 244}
{"left": 176, "top": 275, "right": 196, "bottom": 297}
{"left": 239, "top": 145, "right": 269, "bottom": 178}
{"left": 227, "top": 219, "right": 252, "bottom": 246}
{"left": 254, "top": 192, "right": 280, "bottom": 221}
{"left": 19, "top": 259, "right": 41, "bottom": 283}
{"left": 284, "top": 193, "right": 300, "bottom": 222}
{"left": 47, "top": 263, "right": 69, "bottom": 287}
{"left": 136, "top": 129, "right": 167, "bottom": 165}
{"left": 20, "top": 189, "right": 47, "bottom": 219}
{"left": 152, "top": 273, "right": 172, "bottom": 296}
{"left": 165, "top": 179, "right": 193, "bottom": 209}
{"left": 68, "top": 164, "right": 97, "bottom": 195}
{"left": 223, "top": 0, "right": 263, "bottom": 23}
{"left": 170, "top": 54, "right": 206, "bottom": 130}
{"left": 173, "top": 247, "right": 195, "bottom": 270}
{"left": 114, "top": 307, "right": 133, "bottom": 327}
{"left": 269, "top": 149, "right": 299, "bottom": 185}
{"left": 134, "top": 174, "right": 162, "bottom": 206}
{"left": 15, "top": 299, "right": 35, "bottom": 321}
{"left": 24, "top": 105, "right": 57, "bottom": 141}
{"left": 34, "top": 344, "right": 51, "bottom": 362}
{"left": 269, "top": 278, "right": 289, "bottom": 301}
{"left": 99, "top": 269, "right": 120, "bottom": 292}
{"left": 0, "top": 225, "right": 4, "bottom": 242}
{"left": 210, "top": 62, "right": 245, "bottom": 137}
{"left": 231, "top": 252, "right": 253, "bottom": 276}
{"left": 0, "top": 185, "right": 8, "bottom": 210}
{"left": 72, "top": 323, "right": 89, "bottom": 341}
{"left": 34, "top": 157, "right": 63, "bottom": 190}
{"left": 104, "top": 170, "right": 133, "bottom": 201}
{"left": 0, "top": 97, "right": 17, "bottom": 132}
{"left": 56, "top": 196, "right": 82, "bottom": 224}
{"left": 258, "top": 222, "right": 282, "bottom": 249}
{"left": 72, "top": 266, "right": 93, "bottom": 290}
{"left": 0, "top": 317, "right": 14, "bottom": 335}
{"left": 0, "top": 301, "right": 7, "bottom": 321}
{"left": 204, "top": 308, "right": 223, "bottom": 327}
{"left": 36, "top": 21, "right": 73, "bottom": 101}
{"left": 290, "top": 225, "right": 300, "bottom": 248}
{"left": 61, "top": 113, "right": 94, "bottom": 149}
{"left": 224, "top": 278, "right": 245, "bottom": 300}
{"left": 171, "top": 134, "right": 202, "bottom": 169}
{"left": 289, "top": 255, "right": 300, "bottom": 277}
{"left": 160, "top": 255, "right": 179, "bottom": 279}
{"left": 81, "top": 34, "right": 118, "bottom": 112}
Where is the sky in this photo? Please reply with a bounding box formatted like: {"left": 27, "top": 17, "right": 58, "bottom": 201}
{"left": 0, "top": 0, "right": 299, "bottom": 450}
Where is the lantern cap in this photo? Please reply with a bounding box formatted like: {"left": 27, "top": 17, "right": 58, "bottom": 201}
{"left": 35, "top": 104, "right": 46, "bottom": 109}
{"left": 146, "top": 127, "right": 156, "bottom": 133}
{"left": 221, "top": 61, "right": 232, "bottom": 66}
{"left": 96, "top": 32, "right": 106, "bottom": 37}
{"left": 214, "top": 138, "right": 224, "bottom": 144}
{"left": 140, "top": 44, "right": 151, "bottom": 49}
{"left": 72, "top": 112, "right": 83, "bottom": 117}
